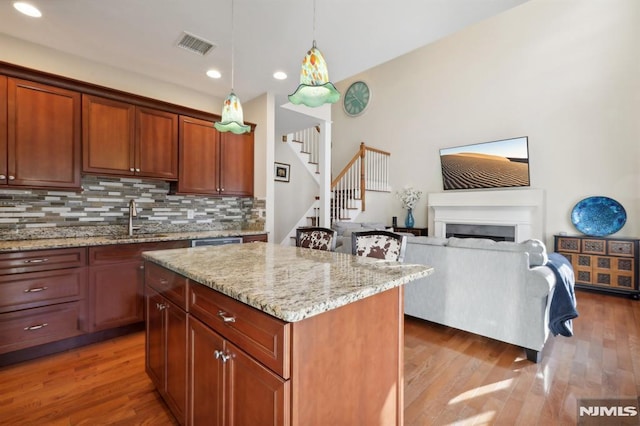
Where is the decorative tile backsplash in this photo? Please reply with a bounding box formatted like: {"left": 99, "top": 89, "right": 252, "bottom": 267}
{"left": 0, "top": 175, "right": 265, "bottom": 238}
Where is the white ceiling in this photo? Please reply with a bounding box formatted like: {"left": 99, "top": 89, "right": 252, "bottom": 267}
{"left": 0, "top": 0, "right": 528, "bottom": 133}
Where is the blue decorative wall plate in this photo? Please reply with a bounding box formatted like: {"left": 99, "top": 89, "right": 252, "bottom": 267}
{"left": 571, "top": 196, "right": 626, "bottom": 237}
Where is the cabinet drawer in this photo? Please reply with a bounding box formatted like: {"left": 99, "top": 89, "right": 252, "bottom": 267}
{"left": 608, "top": 240, "right": 635, "bottom": 257}
{"left": 582, "top": 239, "right": 606, "bottom": 255}
{"left": 0, "top": 301, "right": 83, "bottom": 354}
{"left": 0, "top": 267, "right": 86, "bottom": 313}
{"left": 145, "top": 261, "right": 188, "bottom": 309}
{"left": 556, "top": 237, "right": 580, "bottom": 253}
{"left": 0, "top": 248, "right": 87, "bottom": 275}
{"left": 188, "top": 282, "right": 290, "bottom": 378}
{"left": 242, "top": 234, "right": 268, "bottom": 243}
{"left": 89, "top": 241, "right": 189, "bottom": 265}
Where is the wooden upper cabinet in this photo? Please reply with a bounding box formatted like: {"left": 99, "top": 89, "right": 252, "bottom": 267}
{"left": 219, "top": 132, "right": 254, "bottom": 197}
{"left": 177, "top": 115, "right": 254, "bottom": 196}
{"left": 82, "top": 95, "right": 178, "bottom": 180}
{"left": 5, "top": 78, "right": 81, "bottom": 189}
{"left": 82, "top": 95, "right": 135, "bottom": 175}
{"left": 177, "top": 116, "right": 219, "bottom": 195}
{"left": 135, "top": 107, "right": 178, "bottom": 179}
{"left": 0, "top": 76, "right": 6, "bottom": 183}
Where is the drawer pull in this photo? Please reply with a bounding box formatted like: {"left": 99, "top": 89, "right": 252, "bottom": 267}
{"left": 23, "top": 258, "right": 49, "bottom": 264}
{"left": 24, "top": 323, "right": 48, "bottom": 331}
{"left": 156, "top": 303, "right": 168, "bottom": 311}
{"left": 217, "top": 311, "right": 236, "bottom": 323}
{"left": 214, "top": 350, "right": 231, "bottom": 363}
{"left": 159, "top": 279, "right": 169, "bottom": 285}
{"left": 24, "top": 286, "right": 48, "bottom": 293}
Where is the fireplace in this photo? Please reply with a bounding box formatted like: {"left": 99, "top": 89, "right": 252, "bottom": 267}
{"left": 428, "top": 189, "right": 544, "bottom": 242}
{"left": 445, "top": 223, "right": 515, "bottom": 242}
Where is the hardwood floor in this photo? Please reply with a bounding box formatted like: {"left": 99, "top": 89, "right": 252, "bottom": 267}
{"left": 0, "top": 290, "right": 638, "bottom": 425}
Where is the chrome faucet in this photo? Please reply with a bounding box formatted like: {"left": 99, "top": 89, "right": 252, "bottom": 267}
{"left": 128, "top": 199, "right": 139, "bottom": 236}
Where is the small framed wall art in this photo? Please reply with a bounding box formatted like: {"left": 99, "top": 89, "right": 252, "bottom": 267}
{"left": 274, "top": 162, "right": 290, "bottom": 182}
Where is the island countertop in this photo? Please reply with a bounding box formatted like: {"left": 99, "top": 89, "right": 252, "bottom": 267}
{"left": 142, "top": 242, "right": 433, "bottom": 322}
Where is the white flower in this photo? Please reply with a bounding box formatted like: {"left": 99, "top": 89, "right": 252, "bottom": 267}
{"left": 395, "top": 186, "right": 422, "bottom": 209}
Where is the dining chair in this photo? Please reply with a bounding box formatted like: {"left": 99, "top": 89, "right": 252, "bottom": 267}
{"left": 295, "top": 227, "right": 337, "bottom": 251}
{"left": 351, "top": 230, "right": 407, "bottom": 262}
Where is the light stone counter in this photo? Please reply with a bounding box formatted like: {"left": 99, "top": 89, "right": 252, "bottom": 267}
{"left": 0, "top": 230, "right": 266, "bottom": 253}
{"left": 142, "top": 242, "right": 433, "bottom": 322}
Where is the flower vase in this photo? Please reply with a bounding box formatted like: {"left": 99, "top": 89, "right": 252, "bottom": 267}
{"left": 405, "top": 208, "right": 414, "bottom": 228}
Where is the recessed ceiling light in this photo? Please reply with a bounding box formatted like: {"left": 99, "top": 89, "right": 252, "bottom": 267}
{"left": 13, "top": 2, "right": 42, "bottom": 18}
{"left": 206, "top": 69, "right": 221, "bottom": 79}
{"left": 273, "top": 71, "right": 287, "bottom": 80}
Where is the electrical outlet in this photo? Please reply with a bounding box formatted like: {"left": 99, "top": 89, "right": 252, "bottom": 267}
{"left": 187, "top": 209, "right": 195, "bottom": 219}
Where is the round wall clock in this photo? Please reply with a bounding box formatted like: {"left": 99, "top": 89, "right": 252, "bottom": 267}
{"left": 343, "top": 81, "right": 371, "bottom": 117}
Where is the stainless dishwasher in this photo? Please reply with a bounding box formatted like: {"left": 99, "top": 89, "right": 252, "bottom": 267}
{"left": 190, "top": 237, "right": 243, "bottom": 247}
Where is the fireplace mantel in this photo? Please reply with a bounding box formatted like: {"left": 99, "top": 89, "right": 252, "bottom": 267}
{"left": 428, "top": 189, "right": 544, "bottom": 242}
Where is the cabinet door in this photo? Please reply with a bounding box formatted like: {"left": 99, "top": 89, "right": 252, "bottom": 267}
{"left": 146, "top": 286, "right": 165, "bottom": 389}
{"left": 82, "top": 95, "right": 136, "bottom": 176}
{"left": 164, "top": 296, "right": 188, "bottom": 424}
{"left": 89, "top": 260, "right": 144, "bottom": 331}
{"left": 7, "top": 78, "right": 81, "bottom": 188}
{"left": 188, "top": 317, "right": 224, "bottom": 426}
{"left": 136, "top": 107, "right": 178, "bottom": 179}
{"left": 219, "top": 132, "right": 254, "bottom": 197}
{"left": 226, "top": 340, "right": 288, "bottom": 426}
{"left": 0, "top": 76, "right": 6, "bottom": 184}
{"left": 177, "top": 116, "right": 220, "bottom": 195}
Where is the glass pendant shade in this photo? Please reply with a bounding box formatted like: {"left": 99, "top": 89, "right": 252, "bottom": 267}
{"left": 288, "top": 42, "right": 340, "bottom": 107}
{"left": 214, "top": 92, "right": 251, "bottom": 134}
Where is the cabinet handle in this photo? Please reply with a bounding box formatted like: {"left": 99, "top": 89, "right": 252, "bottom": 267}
{"left": 24, "top": 286, "right": 48, "bottom": 293}
{"left": 220, "top": 188, "right": 225, "bottom": 192}
{"left": 0, "top": 175, "right": 5, "bottom": 179}
{"left": 159, "top": 278, "right": 168, "bottom": 284}
{"left": 217, "top": 310, "right": 236, "bottom": 323}
{"left": 130, "top": 168, "right": 135, "bottom": 172}
{"left": 156, "top": 303, "right": 168, "bottom": 310}
{"left": 139, "top": 264, "right": 145, "bottom": 270}
{"left": 24, "top": 323, "right": 48, "bottom": 331}
{"left": 8, "top": 175, "right": 15, "bottom": 180}
{"left": 135, "top": 168, "right": 141, "bottom": 172}
{"left": 214, "top": 350, "right": 231, "bottom": 363}
{"left": 23, "top": 258, "right": 49, "bottom": 263}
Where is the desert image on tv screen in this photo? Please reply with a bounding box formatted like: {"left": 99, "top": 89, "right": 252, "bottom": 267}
{"left": 440, "top": 137, "right": 530, "bottom": 190}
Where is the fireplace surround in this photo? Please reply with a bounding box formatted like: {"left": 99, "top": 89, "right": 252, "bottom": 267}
{"left": 428, "top": 189, "right": 544, "bottom": 242}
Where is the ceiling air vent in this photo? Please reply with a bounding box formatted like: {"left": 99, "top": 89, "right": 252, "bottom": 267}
{"left": 176, "top": 31, "right": 216, "bottom": 56}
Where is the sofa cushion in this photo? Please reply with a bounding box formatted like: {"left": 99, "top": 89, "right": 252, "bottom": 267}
{"left": 332, "top": 221, "right": 364, "bottom": 236}
{"left": 447, "top": 237, "right": 548, "bottom": 266}
{"left": 407, "top": 236, "right": 448, "bottom": 246}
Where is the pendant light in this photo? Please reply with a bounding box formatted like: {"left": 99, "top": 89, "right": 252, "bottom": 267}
{"left": 214, "top": 0, "right": 250, "bottom": 134}
{"left": 288, "top": 0, "right": 340, "bottom": 108}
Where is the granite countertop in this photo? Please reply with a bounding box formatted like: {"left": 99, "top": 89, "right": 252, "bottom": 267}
{"left": 143, "top": 243, "right": 433, "bottom": 322}
{"left": 0, "top": 229, "right": 267, "bottom": 253}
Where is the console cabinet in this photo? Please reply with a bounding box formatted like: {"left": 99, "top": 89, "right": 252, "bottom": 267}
{"left": 176, "top": 115, "right": 254, "bottom": 197}
{"left": 3, "top": 77, "right": 81, "bottom": 189}
{"left": 555, "top": 235, "right": 640, "bottom": 298}
{"left": 0, "top": 248, "right": 87, "bottom": 354}
{"left": 82, "top": 94, "right": 178, "bottom": 180}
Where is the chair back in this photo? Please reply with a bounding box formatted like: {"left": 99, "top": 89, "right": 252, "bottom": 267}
{"left": 296, "top": 227, "right": 337, "bottom": 251}
{"left": 351, "top": 230, "right": 407, "bottom": 262}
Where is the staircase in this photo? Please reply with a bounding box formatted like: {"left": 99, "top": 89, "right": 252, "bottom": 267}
{"left": 281, "top": 127, "right": 391, "bottom": 245}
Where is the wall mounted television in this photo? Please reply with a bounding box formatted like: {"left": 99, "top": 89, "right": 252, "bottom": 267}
{"left": 439, "top": 136, "right": 530, "bottom": 191}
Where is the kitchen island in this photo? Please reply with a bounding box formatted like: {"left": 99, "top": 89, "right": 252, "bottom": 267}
{"left": 143, "top": 243, "right": 433, "bottom": 425}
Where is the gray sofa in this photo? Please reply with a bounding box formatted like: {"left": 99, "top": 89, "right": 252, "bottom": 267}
{"left": 402, "top": 236, "right": 556, "bottom": 362}
{"left": 338, "top": 233, "right": 557, "bottom": 362}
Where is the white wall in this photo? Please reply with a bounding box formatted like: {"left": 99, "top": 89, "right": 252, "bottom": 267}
{"left": 331, "top": 0, "right": 640, "bottom": 246}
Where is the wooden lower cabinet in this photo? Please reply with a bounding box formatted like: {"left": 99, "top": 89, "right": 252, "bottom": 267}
{"left": 188, "top": 316, "right": 288, "bottom": 426}
{"left": 146, "top": 261, "right": 404, "bottom": 426}
{"left": 146, "top": 286, "right": 188, "bottom": 424}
